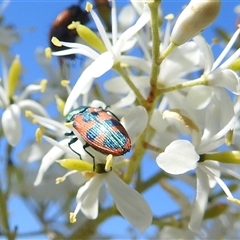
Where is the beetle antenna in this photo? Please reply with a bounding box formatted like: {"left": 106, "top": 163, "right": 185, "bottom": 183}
{"left": 104, "top": 106, "right": 120, "bottom": 121}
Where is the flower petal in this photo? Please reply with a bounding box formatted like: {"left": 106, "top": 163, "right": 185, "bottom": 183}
{"left": 28, "top": 113, "right": 68, "bottom": 136}
{"left": 2, "top": 104, "right": 21, "bottom": 146}
{"left": 19, "top": 142, "right": 51, "bottom": 162}
{"left": 186, "top": 86, "right": 213, "bottom": 110}
{"left": 64, "top": 53, "right": 114, "bottom": 116}
{"left": 90, "top": 8, "right": 112, "bottom": 52}
{"left": 76, "top": 175, "right": 104, "bottom": 219}
{"left": 106, "top": 172, "right": 152, "bottom": 231}
{"left": 52, "top": 41, "right": 99, "bottom": 60}
{"left": 159, "top": 226, "right": 196, "bottom": 239}
{"left": 0, "top": 85, "right": 9, "bottom": 108}
{"left": 188, "top": 167, "right": 209, "bottom": 236}
{"left": 156, "top": 140, "right": 199, "bottom": 174}
{"left": 208, "top": 69, "right": 240, "bottom": 94}
{"left": 18, "top": 99, "right": 49, "bottom": 117}
{"left": 111, "top": 91, "right": 136, "bottom": 109}
{"left": 114, "top": 3, "right": 150, "bottom": 57}
{"left": 34, "top": 138, "right": 70, "bottom": 186}
{"left": 64, "top": 67, "right": 94, "bottom": 115}
{"left": 193, "top": 35, "right": 214, "bottom": 74}
{"left": 160, "top": 41, "right": 200, "bottom": 85}
{"left": 104, "top": 75, "right": 150, "bottom": 94}
{"left": 121, "top": 106, "right": 148, "bottom": 144}
{"left": 118, "top": 5, "right": 137, "bottom": 30}
{"left": 200, "top": 161, "right": 220, "bottom": 188}
{"left": 90, "top": 52, "right": 114, "bottom": 78}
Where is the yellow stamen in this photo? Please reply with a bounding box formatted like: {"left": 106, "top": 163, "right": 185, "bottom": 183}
{"left": 56, "top": 177, "right": 66, "bottom": 184}
{"left": 105, "top": 154, "right": 113, "bottom": 172}
{"left": 68, "top": 21, "right": 80, "bottom": 30}
{"left": 32, "top": 118, "right": 38, "bottom": 124}
{"left": 165, "top": 14, "right": 174, "bottom": 20}
{"left": 225, "top": 129, "right": 233, "bottom": 146}
{"left": 85, "top": 2, "right": 93, "bottom": 12}
{"left": 69, "top": 212, "right": 77, "bottom": 223}
{"left": 61, "top": 80, "right": 70, "bottom": 87}
{"left": 45, "top": 47, "right": 52, "bottom": 59}
{"left": 25, "top": 110, "right": 33, "bottom": 118}
{"left": 55, "top": 95, "right": 65, "bottom": 115}
{"left": 212, "top": 38, "right": 219, "bottom": 44}
{"left": 40, "top": 79, "right": 47, "bottom": 92}
{"left": 51, "top": 37, "right": 62, "bottom": 47}
{"left": 35, "top": 128, "right": 43, "bottom": 143}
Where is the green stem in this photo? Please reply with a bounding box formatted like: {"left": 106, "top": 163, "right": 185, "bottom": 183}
{"left": 124, "top": 0, "right": 163, "bottom": 183}
{"left": 157, "top": 41, "right": 177, "bottom": 65}
{"left": 157, "top": 76, "right": 208, "bottom": 94}
{"left": 148, "top": 0, "right": 161, "bottom": 86}
{"left": 0, "top": 184, "right": 16, "bottom": 240}
{"left": 114, "top": 63, "right": 146, "bottom": 105}
{"left": 123, "top": 127, "right": 149, "bottom": 183}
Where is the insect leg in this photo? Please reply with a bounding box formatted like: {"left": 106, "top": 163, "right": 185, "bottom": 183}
{"left": 65, "top": 131, "right": 74, "bottom": 137}
{"left": 68, "top": 137, "right": 82, "bottom": 159}
{"left": 83, "top": 143, "right": 96, "bottom": 171}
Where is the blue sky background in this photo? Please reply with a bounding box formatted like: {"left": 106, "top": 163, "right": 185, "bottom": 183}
{"left": 1, "top": 0, "right": 240, "bottom": 239}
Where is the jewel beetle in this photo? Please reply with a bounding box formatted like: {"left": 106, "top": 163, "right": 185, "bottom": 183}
{"left": 65, "top": 106, "right": 132, "bottom": 170}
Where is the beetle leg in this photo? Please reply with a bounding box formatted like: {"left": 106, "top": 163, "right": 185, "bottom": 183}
{"left": 83, "top": 143, "right": 96, "bottom": 171}
{"left": 65, "top": 131, "right": 74, "bottom": 136}
{"left": 68, "top": 137, "right": 82, "bottom": 159}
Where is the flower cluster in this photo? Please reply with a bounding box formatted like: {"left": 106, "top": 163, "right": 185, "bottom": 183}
{"left": 2, "top": 0, "right": 240, "bottom": 239}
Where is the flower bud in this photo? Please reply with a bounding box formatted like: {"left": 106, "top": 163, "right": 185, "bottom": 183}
{"left": 171, "top": 0, "right": 221, "bottom": 46}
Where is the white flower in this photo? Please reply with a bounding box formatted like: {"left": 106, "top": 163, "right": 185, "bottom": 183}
{"left": 185, "top": 29, "right": 240, "bottom": 109}
{"left": 71, "top": 167, "right": 152, "bottom": 231}
{"left": 42, "top": 105, "right": 151, "bottom": 230}
{"left": 52, "top": 3, "right": 150, "bottom": 115}
{"left": 192, "top": 29, "right": 240, "bottom": 94}
{"left": 156, "top": 105, "right": 239, "bottom": 234}
{"left": 159, "top": 41, "right": 201, "bottom": 87}
{"left": 0, "top": 56, "right": 48, "bottom": 146}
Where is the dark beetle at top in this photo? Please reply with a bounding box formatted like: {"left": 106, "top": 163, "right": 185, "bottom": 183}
{"left": 49, "top": 4, "right": 90, "bottom": 59}
{"left": 49, "top": 0, "right": 111, "bottom": 59}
